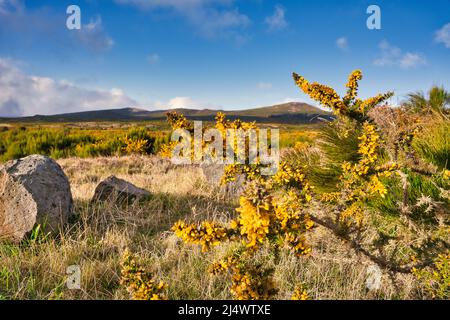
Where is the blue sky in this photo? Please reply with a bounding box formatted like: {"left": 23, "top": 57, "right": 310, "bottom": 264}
{"left": 0, "top": 0, "right": 449, "bottom": 116}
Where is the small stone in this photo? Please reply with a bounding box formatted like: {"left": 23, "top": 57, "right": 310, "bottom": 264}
{"left": 92, "top": 176, "right": 151, "bottom": 204}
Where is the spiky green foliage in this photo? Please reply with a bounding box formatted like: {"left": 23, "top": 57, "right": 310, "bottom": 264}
{"left": 413, "top": 117, "right": 449, "bottom": 170}
{"left": 404, "top": 86, "right": 450, "bottom": 114}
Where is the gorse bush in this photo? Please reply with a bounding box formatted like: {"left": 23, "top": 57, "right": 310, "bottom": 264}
{"left": 144, "top": 69, "right": 449, "bottom": 300}
{"left": 155, "top": 111, "right": 315, "bottom": 300}
{"left": 0, "top": 126, "right": 169, "bottom": 161}
{"left": 292, "top": 70, "right": 448, "bottom": 287}
{"left": 412, "top": 253, "right": 450, "bottom": 299}
{"left": 120, "top": 249, "right": 167, "bottom": 300}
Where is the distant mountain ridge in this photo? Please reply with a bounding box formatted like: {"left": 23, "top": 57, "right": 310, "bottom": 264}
{"left": 0, "top": 102, "right": 333, "bottom": 124}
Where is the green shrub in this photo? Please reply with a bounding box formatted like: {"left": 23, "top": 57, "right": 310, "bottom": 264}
{"left": 413, "top": 118, "right": 449, "bottom": 170}
{"left": 0, "top": 126, "right": 167, "bottom": 162}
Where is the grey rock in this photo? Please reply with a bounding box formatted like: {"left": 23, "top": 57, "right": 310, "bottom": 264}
{"left": 201, "top": 163, "right": 245, "bottom": 195}
{"left": 92, "top": 176, "right": 151, "bottom": 204}
{"left": 0, "top": 155, "right": 73, "bottom": 242}
{"left": 201, "top": 163, "right": 225, "bottom": 185}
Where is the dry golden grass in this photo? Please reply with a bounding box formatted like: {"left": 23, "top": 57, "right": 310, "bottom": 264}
{"left": 0, "top": 155, "right": 420, "bottom": 300}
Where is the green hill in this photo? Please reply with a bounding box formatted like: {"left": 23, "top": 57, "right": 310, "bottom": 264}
{"left": 0, "top": 102, "right": 333, "bottom": 124}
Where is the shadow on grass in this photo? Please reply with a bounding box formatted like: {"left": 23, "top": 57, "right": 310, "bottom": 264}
{"left": 67, "top": 190, "right": 238, "bottom": 243}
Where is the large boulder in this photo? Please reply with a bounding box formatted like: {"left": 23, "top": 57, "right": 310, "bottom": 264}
{"left": 0, "top": 155, "right": 73, "bottom": 242}
{"left": 92, "top": 176, "right": 151, "bottom": 204}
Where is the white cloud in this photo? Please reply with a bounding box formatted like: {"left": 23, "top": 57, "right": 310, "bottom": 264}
{"left": 374, "top": 40, "right": 401, "bottom": 66}
{"left": 373, "top": 40, "right": 426, "bottom": 69}
{"left": 153, "top": 96, "right": 220, "bottom": 110}
{"left": 435, "top": 23, "right": 450, "bottom": 48}
{"left": 0, "top": 2, "right": 114, "bottom": 54}
{"left": 147, "top": 53, "right": 160, "bottom": 64}
{"left": 168, "top": 97, "right": 197, "bottom": 109}
{"left": 73, "top": 16, "right": 114, "bottom": 52}
{"left": 0, "top": 0, "right": 23, "bottom": 14}
{"left": 399, "top": 53, "right": 426, "bottom": 69}
{"left": 281, "top": 98, "right": 301, "bottom": 103}
{"left": 0, "top": 0, "right": 47, "bottom": 33}
{"left": 336, "top": 37, "right": 349, "bottom": 51}
{"left": 265, "top": 5, "right": 287, "bottom": 31}
{"left": 257, "top": 82, "right": 272, "bottom": 90}
{"left": 0, "top": 58, "right": 137, "bottom": 117}
{"left": 115, "top": 0, "right": 250, "bottom": 38}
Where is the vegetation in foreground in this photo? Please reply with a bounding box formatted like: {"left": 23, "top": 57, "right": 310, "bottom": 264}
{"left": 0, "top": 155, "right": 421, "bottom": 300}
{"left": 148, "top": 70, "right": 448, "bottom": 300}
{"left": 0, "top": 71, "right": 448, "bottom": 300}
{"left": 0, "top": 121, "right": 318, "bottom": 163}
{"left": 0, "top": 125, "right": 170, "bottom": 162}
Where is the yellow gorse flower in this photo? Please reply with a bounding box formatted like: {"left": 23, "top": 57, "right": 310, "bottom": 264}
{"left": 230, "top": 267, "right": 278, "bottom": 300}
{"left": 368, "top": 175, "right": 387, "bottom": 198}
{"left": 412, "top": 252, "right": 450, "bottom": 299}
{"left": 165, "top": 69, "right": 446, "bottom": 301}
{"left": 162, "top": 111, "right": 259, "bottom": 169}
{"left": 293, "top": 73, "right": 347, "bottom": 115}
{"left": 122, "top": 136, "right": 148, "bottom": 155}
{"left": 166, "top": 111, "right": 194, "bottom": 130}
{"left": 171, "top": 220, "right": 230, "bottom": 252}
{"left": 358, "top": 122, "right": 379, "bottom": 164}
{"left": 294, "top": 71, "right": 396, "bottom": 229}
{"left": 344, "top": 69, "right": 362, "bottom": 104}
{"left": 340, "top": 202, "right": 365, "bottom": 227}
{"left": 209, "top": 256, "right": 236, "bottom": 275}
{"left": 284, "top": 232, "right": 312, "bottom": 256}
{"left": 273, "top": 161, "right": 305, "bottom": 186}
{"left": 120, "top": 249, "right": 168, "bottom": 300}
{"left": 172, "top": 155, "right": 314, "bottom": 299}
{"left": 291, "top": 285, "right": 309, "bottom": 300}
{"left": 293, "top": 70, "right": 393, "bottom": 119}
{"left": 443, "top": 169, "right": 450, "bottom": 181}
{"left": 236, "top": 196, "right": 273, "bottom": 248}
